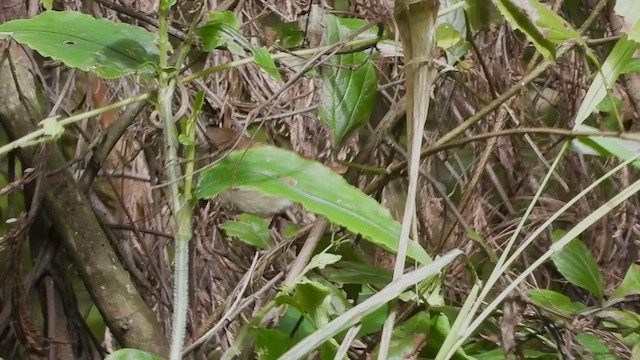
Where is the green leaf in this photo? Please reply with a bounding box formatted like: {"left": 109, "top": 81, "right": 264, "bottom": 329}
{"left": 294, "top": 279, "right": 331, "bottom": 314}
{"left": 436, "top": 22, "right": 462, "bottom": 49}
{"left": 0, "top": 11, "right": 158, "bottom": 79}
{"left": 529, "top": 289, "right": 585, "bottom": 315}
{"left": 177, "top": 133, "right": 193, "bottom": 146}
{"left": 373, "top": 311, "right": 431, "bottom": 360}
{"left": 196, "top": 11, "right": 240, "bottom": 51}
{"left": 220, "top": 214, "right": 270, "bottom": 249}
{"left": 104, "top": 348, "right": 163, "bottom": 360}
{"left": 550, "top": 230, "right": 604, "bottom": 300}
{"left": 629, "top": 21, "right": 640, "bottom": 43}
{"left": 256, "top": 328, "right": 295, "bottom": 360}
{"left": 196, "top": 146, "right": 432, "bottom": 264}
{"left": 302, "top": 253, "right": 342, "bottom": 275}
{"left": 572, "top": 124, "right": 640, "bottom": 170}
{"left": 494, "top": 0, "right": 582, "bottom": 59}
{"left": 612, "top": 263, "right": 640, "bottom": 298}
{"left": 621, "top": 58, "right": 640, "bottom": 74}
{"left": 572, "top": 37, "right": 639, "bottom": 127}
{"left": 271, "top": 22, "right": 305, "bottom": 48}
{"left": 576, "top": 333, "right": 620, "bottom": 360}
{"left": 193, "top": 90, "right": 205, "bottom": 114}
{"left": 252, "top": 46, "right": 282, "bottom": 82}
{"left": 40, "top": 118, "right": 64, "bottom": 139}
{"left": 357, "top": 303, "right": 387, "bottom": 337}
{"left": 474, "top": 348, "right": 558, "bottom": 359}
{"left": 40, "top": 0, "right": 53, "bottom": 11}
{"left": 323, "top": 261, "right": 393, "bottom": 286}
{"left": 318, "top": 15, "right": 378, "bottom": 145}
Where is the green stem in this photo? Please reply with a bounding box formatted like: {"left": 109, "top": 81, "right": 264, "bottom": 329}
{"left": 179, "top": 36, "right": 378, "bottom": 84}
{"left": 0, "top": 36, "right": 379, "bottom": 159}
{"left": 156, "top": 2, "right": 191, "bottom": 359}
{"left": 0, "top": 92, "right": 151, "bottom": 157}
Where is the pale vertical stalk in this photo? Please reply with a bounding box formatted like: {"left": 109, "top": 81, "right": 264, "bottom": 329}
{"left": 156, "top": 2, "right": 191, "bottom": 359}
{"left": 378, "top": 1, "right": 439, "bottom": 358}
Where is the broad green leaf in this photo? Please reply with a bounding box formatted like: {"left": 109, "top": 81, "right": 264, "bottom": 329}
{"left": 373, "top": 311, "right": 431, "bottom": 360}
{"left": 356, "top": 303, "right": 387, "bottom": 337}
{"left": 220, "top": 214, "right": 270, "bottom": 248}
{"left": 550, "top": 230, "right": 604, "bottom": 300}
{"left": 294, "top": 279, "right": 331, "bottom": 314}
{"left": 0, "top": 11, "right": 158, "bottom": 79}
{"left": 252, "top": 46, "right": 282, "bottom": 82}
{"left": 621, "top": 58, "right": 640, "bottom": 74}
{"left": 278, "top": 306, "right": 316, "bottom": 339}
{"left": 424, "top": 313, "right": 472, "bottom": 359}
{"left": 493, "top": 0, "right": 582, "bottom": 59}
{"left": 597, "top": 310, "right": 640, "bottom": 346}
{"left": 598, "top": 309, "right": 640, "bottom": 329}
{"left": 634, "top": 343, "right": 640, "bottom": 360}
{"left": 196, "top": 11, "right": 240, "bottom": 51}
{"left": 576, "top": 333, "right": 620, "bottom": 360}
{"left": 104, "top": 349, "right": 163, "bottom": 360}
{"left": 323, "top": 260, "right": 393, "bottom": 286}
{"left": 318, "top": 15, "right": 378, "bottom": 145}
{"left": 436, "top": 22, "right": 462, "bottom": 49}
{"left": 612, "top": 263, "right": 640, "bottom": 298}
{"left": 196, "top": 146, "right": 432, "bottom": 264}
{"left": 529, "top": 289, "right": 585, "bottom": 315}
{"left": 256, "top": 328, "right": 295, "bottom": 360}
{"left": 302, "top": 253, "right": 342, "bottom": 276}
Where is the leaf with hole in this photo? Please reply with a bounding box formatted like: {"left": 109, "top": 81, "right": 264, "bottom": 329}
{"left": 220, "top": 214, "right": 270, "bottom": 249}
{"left": 318, "top": 15, "right": 378, "bottom": 145}
{"left": 0, "top": 11, "right": 158, "bottom": 79}
{"left": 196, "top": 146, "right": 431, "bottom": 264}
{"left": 550, "top": 230, "right": 604, "bottom": 300}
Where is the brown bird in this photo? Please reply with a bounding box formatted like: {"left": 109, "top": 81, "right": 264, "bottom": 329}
{"left": 205, "top": 127, "right": 294, "bottom": 217}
